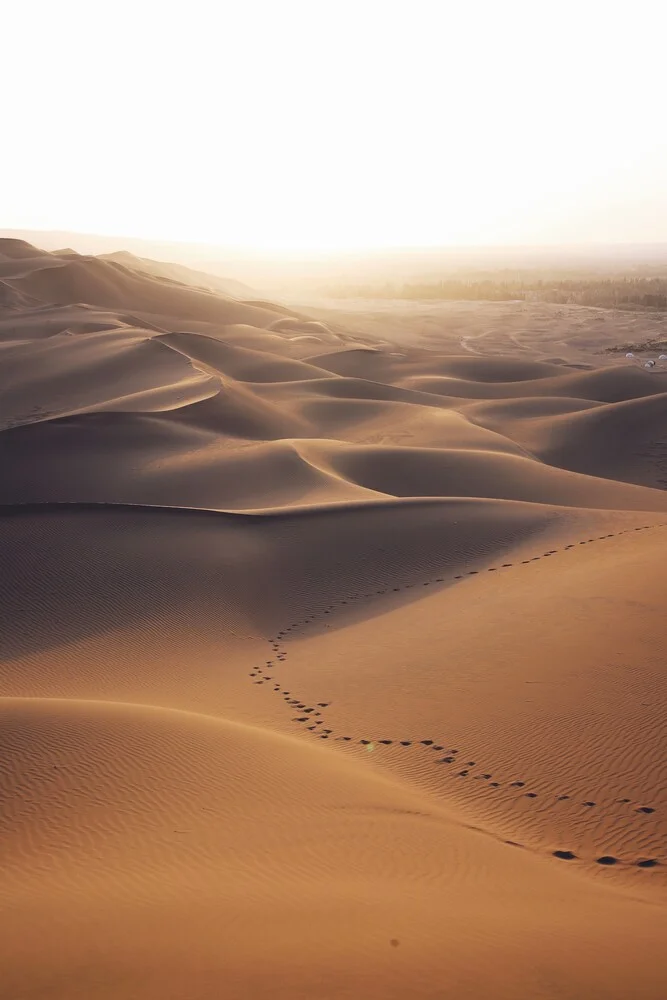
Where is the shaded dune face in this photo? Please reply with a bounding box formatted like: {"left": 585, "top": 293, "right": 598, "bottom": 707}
{"left": 1, "top": 239, "right": 667, "bottom": 1000}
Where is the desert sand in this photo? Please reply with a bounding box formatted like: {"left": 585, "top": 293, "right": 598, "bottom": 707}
{"left": 1, "top": 237, "right": 666, "bottom": 999}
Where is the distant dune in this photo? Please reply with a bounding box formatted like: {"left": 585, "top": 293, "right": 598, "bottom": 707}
{"left": 98, "top": 249, "right": 258, "bottom": 300}
{"left": 1, "top": 238, "right": 666, "bottom": 1000}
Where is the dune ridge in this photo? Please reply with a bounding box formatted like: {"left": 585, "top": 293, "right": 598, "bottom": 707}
{"left": 1, "top": 238, "right": 666, "bottom": 999}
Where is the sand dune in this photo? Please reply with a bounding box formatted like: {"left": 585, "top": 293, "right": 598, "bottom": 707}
{"left": 0, "top": 237, "right": 48, "bottom": 259}
{"left": 99, "top": 249, "right": 257, "bottom": 299}
{"left": 468, "top": 391, "right": 667, "bottom": 489}
{"left": 1, "top": 238, "right": 666, "bottom": 999}
{"left": 7, "top": 254, "right": 285, "bottom": 328}
{"left": 297, "top": 440, "right": 667, "bottom": 510}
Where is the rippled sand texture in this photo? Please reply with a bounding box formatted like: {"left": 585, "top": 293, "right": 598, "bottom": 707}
{"left": 1, "top": 239, "right": 666, "bottom": 1000}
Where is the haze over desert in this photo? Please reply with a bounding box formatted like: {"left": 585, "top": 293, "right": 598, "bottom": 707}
{"left": 3, "top": 1, "right": 667, "bottom": 997}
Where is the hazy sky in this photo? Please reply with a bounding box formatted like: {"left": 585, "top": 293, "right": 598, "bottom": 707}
{"left": 4, "top": 1, "right": 666, "bottom": 250}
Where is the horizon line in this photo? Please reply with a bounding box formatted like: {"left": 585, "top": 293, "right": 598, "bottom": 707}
{"left": 2, "top": 228, "right": 667, "bottom": 256}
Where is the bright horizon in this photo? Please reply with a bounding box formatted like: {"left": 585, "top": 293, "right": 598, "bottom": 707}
{"left": 4, "top": 0, "right": 666, "bottom": 252}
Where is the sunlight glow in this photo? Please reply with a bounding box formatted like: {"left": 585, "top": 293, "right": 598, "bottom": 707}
{"left": 3, "top": 0, "right": 666, "bottom": 250}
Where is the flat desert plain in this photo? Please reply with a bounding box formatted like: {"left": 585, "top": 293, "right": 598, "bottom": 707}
{"left": 1, "top": 238, "right": 666, "bottom": 999}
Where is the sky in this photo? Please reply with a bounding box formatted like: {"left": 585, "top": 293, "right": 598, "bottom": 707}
{"left": 3, "top": 0, "right": 666, "bottom": 251}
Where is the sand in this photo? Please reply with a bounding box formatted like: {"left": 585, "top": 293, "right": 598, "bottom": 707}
{"left": 1, "top": 238, "right": 666, "bottom": 1000}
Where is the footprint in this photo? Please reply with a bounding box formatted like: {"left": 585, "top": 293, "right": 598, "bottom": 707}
{"left": 557, "top": 795, "right": 570, "bottom": 801}
{"left": 421, "top": 740, "right": 434, "bottom": 746}
{"left": 489, "top": 781, "right": 500, "bottom": 788}
{"left": 400, "top": 741, "right": 412, "bottom": 746}
{"left": 617, "top": 798, "right": 630, "bottom": 804}
{"left": 553, "top": 850, "right": 576, "bottom": 860}
{"left": 502, "top": 563, "right": 513, "bottom": 568}
{"left": 511, "top": 781, "right": 525, "bottom": 788}
{"left": 432, "top": 745, "right": 444, "bottom": 751}
{"left": 637, "top": 859, "right": 659, "bottom": 869}
{"left": 458, "top": 770, "right": 469, "bottom": 777}
{"left": 636, "top": 807, "right": 655, "bottom": 814}
{"left": 440, "top": 756, "right": 455, "bottom": 763}
{"left": 379, "top": 740, "right": 393, "bottom": 745}
{"left": 525, "top": 792, "right": 538, "bottom": 798}
{"left": 596, "top": 856, "right": 618, "bottom": 866}
{"left": 583, "top": 801, "right": 596, "bottom": 808}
